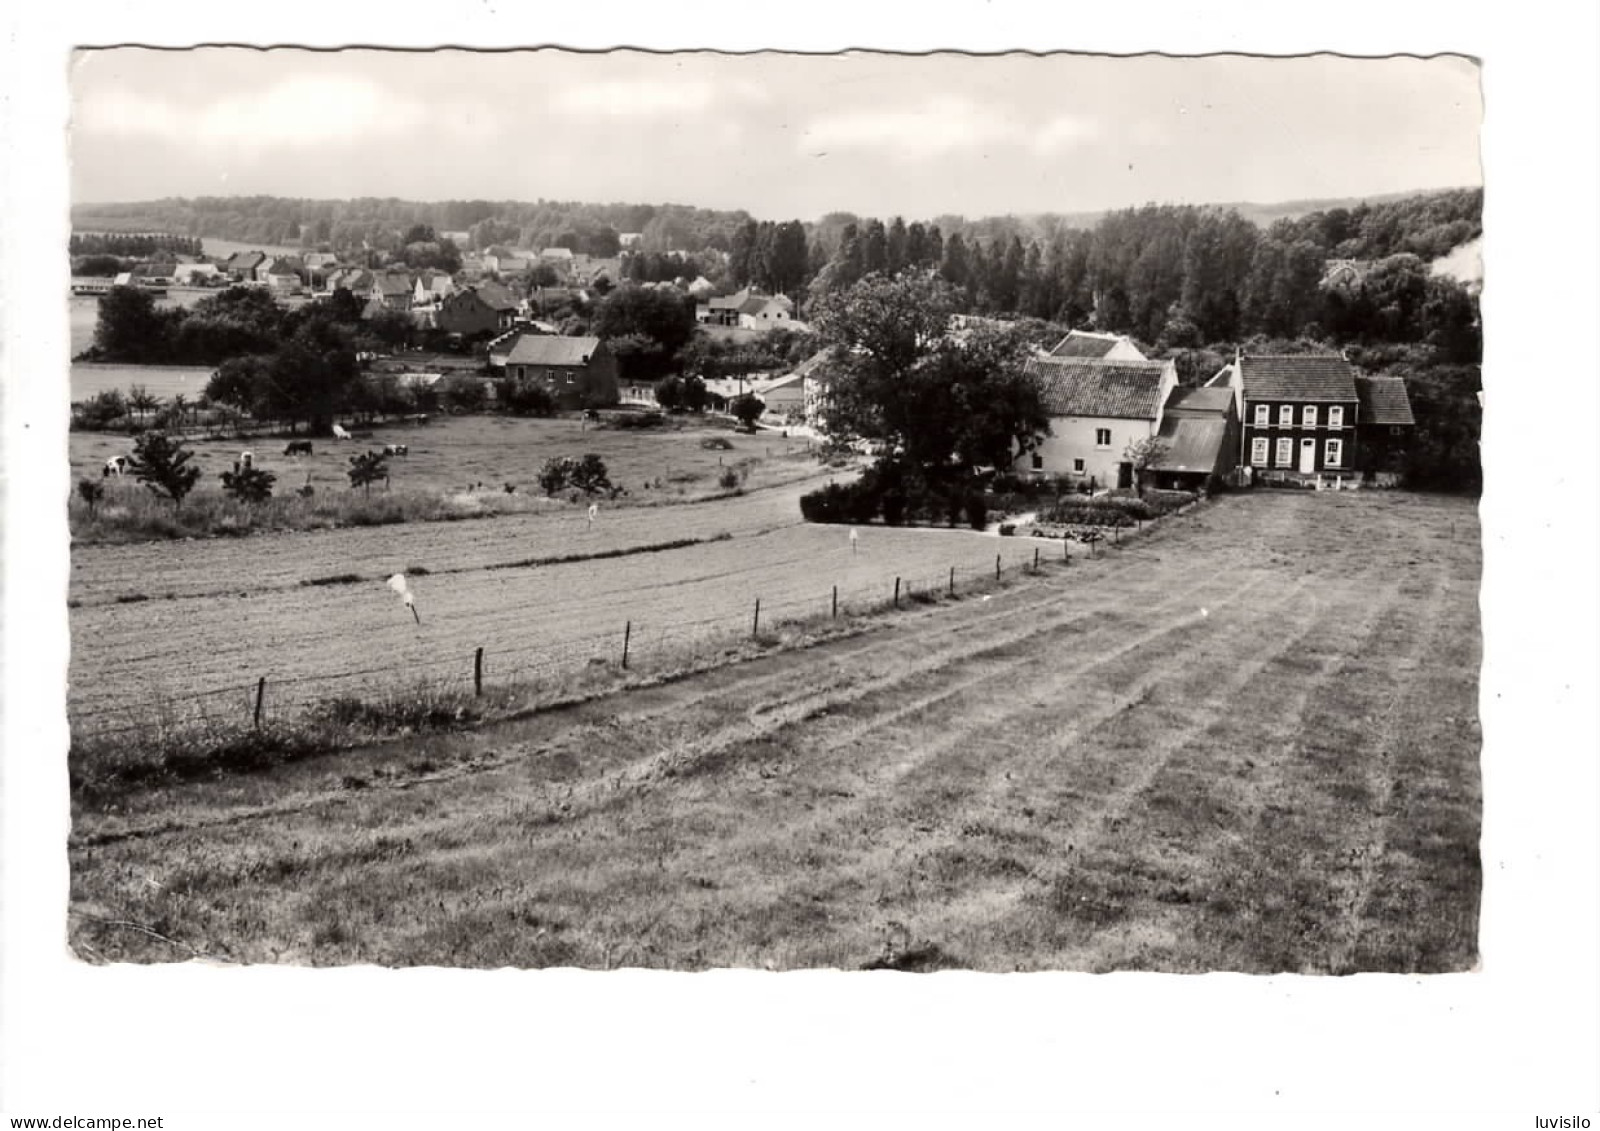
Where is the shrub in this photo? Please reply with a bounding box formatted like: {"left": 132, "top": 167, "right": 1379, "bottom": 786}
{"left": 605, "top": 411, "right": 666, "bottom": 430}
{"left": 127, "top": 431, "right": 201, "bottom": 510}
{"left": 77, "top": 478, "right": 105, "bottom": 517}
{"left": 717, "top": 468, "right": 741, "bottom": 490}
{"left": 219, "top": 461, "right": 276, "bottom": 503}
{"left": 347, "top": 450, "right": 391, "bottom": 494}
{"left": 799, "top": 481, "right": 879, "bottom": 524}
{"left": 539, "top": 454, "right": 612, "bottom": 496}
{"left": 497, "top": 379, "right": 557, "bottom": 417}
{"left": 731, "top": 394, "right": 765, "bottom": 430}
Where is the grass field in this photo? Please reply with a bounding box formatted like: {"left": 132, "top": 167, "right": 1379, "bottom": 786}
{"left": 68, "top": 488, "right": 1482, "bottom": 972}
{"left": 68, "top": 412, "right": 827, "bottom": 543}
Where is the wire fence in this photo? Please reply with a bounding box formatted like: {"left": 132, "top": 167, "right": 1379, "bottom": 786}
{"left": 67, "top": 531, "right": 1144, "bottom": 744}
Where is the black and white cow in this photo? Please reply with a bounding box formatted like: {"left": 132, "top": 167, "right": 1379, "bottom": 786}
{"left": 382, "top": 443, "right": 409, "bottom": 458}
{"left": 103, "top": 455, "right": 130, "bottom": 478}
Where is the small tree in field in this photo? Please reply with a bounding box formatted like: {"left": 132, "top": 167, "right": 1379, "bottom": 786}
{"left": 128, "top": 431, "right": 201, "bottom": 510}
{"left": 569, "top": 453, "right": 612, "bottom": 495}
{"left": 127, "top": 384, "right": 161, "bottom": 423}
{"left": 220, "top": 461, "right": 277, "bottom": 503}
{"left": 77, "top": 478, "right": 105, "bottom": 518}
{"left": 347, "top": 450, "right": 391, "bottom": 494}
{"left": 731, "top": 393, "right": 765, "bottom": 431}
{"left": 1123, "top": 437, "right": 1170, "bottom": 498}
{"left": 538, "top": 454, "right": 612, "bottom": 496}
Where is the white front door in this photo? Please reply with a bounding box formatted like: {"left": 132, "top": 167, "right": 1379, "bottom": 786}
{"left": 1299, "top": 437, "right": 1316, "bottom": 474}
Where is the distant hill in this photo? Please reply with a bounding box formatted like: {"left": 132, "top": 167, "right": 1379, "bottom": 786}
{"left": 71, "top": 187, "right": 1477, "bottom": 254}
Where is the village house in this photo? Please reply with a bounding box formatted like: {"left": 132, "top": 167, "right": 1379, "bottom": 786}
{"left": 324, "top": 267, "right": 375, "bottom": 299}
{"left": 1353, "top": 375, "right": 1416, "bottom": 483}
{"left": 618, "top": 232, "right": 644, "bottom": 249}
{"left": 437, "top": 280, "right": 520, "bottom": 336}
{"left": 1145, "top": 385, "right": 1240, "bottom": 492}
{"left": 696, "top": 287, "right": 795, "bottom": 331}
{"left": 412, "top": 270, "right": 456, "bottom": 306}
{"left": 1016, "top": 355, "right": 1179, "bottom": 489}
{"left": 504, "top": 335, "right": 619, "bottom": 410}
{"left": 224, "top": 250, "right": 268, "bottom": 282}
{"left": 264, "top": 257, "right": 305, "bottom": 294}
{"left": 172, "top": 262, "right": 222, "bottom": 285}
{"left": 373, "top": 271, "right": 414, "bottom": 312}
{"left": 482, "top": 251, "right": 533, "bottom": 276}
{"left": 1214, "top": 353, "right": 1362, "bottom": 483}
{"left": 1046, "top": 328, "right": 1149, "bottom": 361}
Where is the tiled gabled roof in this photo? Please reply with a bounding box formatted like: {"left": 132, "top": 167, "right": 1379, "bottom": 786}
{"left": 1024, "top": 356, "right": 1170, "bottom": 420}
{"left": 1163, "top": 386, "right": 1234, "bottom": 416}
{"left": 1048, "top": 330, "right": 1130, "bottom": 359}
{"left": 474, "top": 280, "right": 520, "bottom": 311}
{"left": 1354, "top": 375, "right": 1415, "bottom": 426}
{"left": 1238, "top": 354, "right": 1359, "bottom": 403}
{"left": 507, "top": 335, "right": 601, "bottom": 367}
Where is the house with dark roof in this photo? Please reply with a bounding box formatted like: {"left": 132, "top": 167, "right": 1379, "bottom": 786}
{"left": 504, "top": 335, "right": 619, "bottom": 409}
{"left": 1047, "top": 329, "right": 1148, "bottom": 362}
{"left": 1016, "top": 355, "right": 1179, "bottom": 488}
{"left": 1217, "top": 353, "right": 1361, "bottom": 481}
{"left": 1147, "top": 385, "right": 1240, "bottom": 491}
{"left": 1353, "top": 375, "right": 1416, "bottom": 480}
{"left": 437, "top": 281, "right": 521, "bottom": 336}
{"left": 224, "top": 251, "right": 268, "bottom": 282}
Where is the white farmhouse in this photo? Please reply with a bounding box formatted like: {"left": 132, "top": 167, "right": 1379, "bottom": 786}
{"left": 1017, "top": 355, "right": 1178, "bottom": 490}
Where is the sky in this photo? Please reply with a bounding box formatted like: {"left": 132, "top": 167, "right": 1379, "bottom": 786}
{"left": 69, "top": 49, "right": 1482, "bottom": 222}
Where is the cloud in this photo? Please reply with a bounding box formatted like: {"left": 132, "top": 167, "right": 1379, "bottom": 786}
{"left": 552, "top": 79, "right": 719, "bottom": 118}
{"left": 74, "top": 76, "right": 427, "bottom": 147}
{"left": 1032, "top": 113, "right": 1103, "bottom": 154}
{"left": 801, "top": 98, "right": 1102, "bottom": 159}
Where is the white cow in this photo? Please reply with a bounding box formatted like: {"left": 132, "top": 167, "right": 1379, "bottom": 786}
{"left": 332, "top": 424, "right": 352, "bottom": 440}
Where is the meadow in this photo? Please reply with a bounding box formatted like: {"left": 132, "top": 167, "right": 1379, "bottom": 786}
{"left": 67, "top": 489, "right": 1483, "bottom": 973}
{"left": 69, "top": 411, "right": 828, "bottom": 543}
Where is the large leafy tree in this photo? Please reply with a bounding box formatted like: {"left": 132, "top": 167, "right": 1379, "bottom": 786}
{"left": 592, "top": 284, "right": 696, "bottom": 383}
{"left": 811, "top": 272, "right": 1050, "bottom": 483}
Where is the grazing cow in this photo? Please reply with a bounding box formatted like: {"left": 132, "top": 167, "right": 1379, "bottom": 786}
{"left": 103, "top": 455, "right": 129, "bottom": 478}
{"left": 332, "top": 424, "right": 352, "bottom": 440}
{"left": 284, "top": 440, "right": 314, "bottom": 456}
{"left": 382, "top": 443, "right": 409, "bottom": 457}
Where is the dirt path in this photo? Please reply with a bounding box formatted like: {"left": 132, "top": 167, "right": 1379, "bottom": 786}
{"left": 69, "top": 489, "right": 1483, "bottom": 972}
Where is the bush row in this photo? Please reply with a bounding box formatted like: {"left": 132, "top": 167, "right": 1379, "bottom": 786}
{"left": 799, "top": 472, "right": 988, "bottom": 531}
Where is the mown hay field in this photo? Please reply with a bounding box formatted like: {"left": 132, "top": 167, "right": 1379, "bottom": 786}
{"left": 69, "top": 489, "right": 1483, "bottom": 973}
{"left": 67, "top": 476, "right": 1016, "bottom": 729}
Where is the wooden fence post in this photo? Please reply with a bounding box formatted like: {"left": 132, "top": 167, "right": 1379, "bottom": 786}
{"left": 831, "top": 585, "right": 838, "bottom": 619}
{"left": 949, "top": 566, "right": 955, "bottom": 596}
{"left": 894, "top": 577, "right": 901, "bottom": 607}
{"left": 474, "top": 647, "right": 484, "bottom": 696}
{"left": 1033, "top": 547, "right": 1040, "bottom": 572}
{"left": 995, "top": 554, "right": 1002, "bottom": 581}
{"left": 1064, "top": 537, "right": 1070, "bottom": 563}
{"left": 253, "top": 676, "right": 266, "bottom": 730}
{"left": 752, "top": 598, "right": 761, "bottom": 638}
{"left": 622, "top": 621, "right": 631, "bottom": 669}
